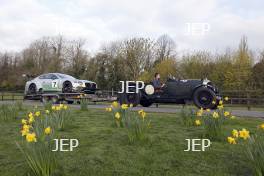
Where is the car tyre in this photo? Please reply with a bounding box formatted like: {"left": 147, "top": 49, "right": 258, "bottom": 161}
{"left": 193, "top": 87, "right": 216, "bottom": 109}
{"left": 62, "top": 81, "right": 73, "bottom": 93}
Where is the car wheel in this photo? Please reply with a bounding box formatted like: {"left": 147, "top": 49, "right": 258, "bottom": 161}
{"left": 118, "top": 92, "right": 140, "bottom": 107}
{"left": 28, "top": 83, "right": 37, "bottom": 95}
{"left": 62, "top": 81, "right": 73, "bottom": 93}
{"left": 140, "top": 100, "right": 153, "bottom": 107}
{"left": 193, "top": 87, "right": 216, "bottom": 109}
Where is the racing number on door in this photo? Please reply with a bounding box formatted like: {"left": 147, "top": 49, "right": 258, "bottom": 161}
{"left": 52, "top": 81, "right": 58, "bottom": 88}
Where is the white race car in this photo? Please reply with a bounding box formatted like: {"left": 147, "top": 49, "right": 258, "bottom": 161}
{"left": 24, "top": 73, "right": 97, "bottom": 95}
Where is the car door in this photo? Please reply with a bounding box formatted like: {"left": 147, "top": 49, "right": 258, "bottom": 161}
{"left": 38, "top": 74, "right": 49, "bottom": 92}
{"left": 42, "top": 74, "right": 59, "bottom": 91}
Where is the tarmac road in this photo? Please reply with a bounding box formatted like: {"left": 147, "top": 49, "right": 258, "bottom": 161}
{"left": 0, "top": 100, "right": 264, "bottom": 118}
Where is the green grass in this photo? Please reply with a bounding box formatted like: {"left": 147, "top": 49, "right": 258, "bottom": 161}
{"left": 1, "top": 107, "right": 264, "bottom": 176}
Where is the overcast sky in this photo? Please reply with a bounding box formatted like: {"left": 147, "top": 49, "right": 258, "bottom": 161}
{"left": 0, "top": 0, "right": 263, "bottom": 54}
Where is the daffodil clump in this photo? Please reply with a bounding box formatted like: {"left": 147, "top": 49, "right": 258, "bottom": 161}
{"left": 17, "top": 110, "right": 59, "bottom": 176}
{"left": 106, "top": 101, "right": 151, "bottom": 143}
{"left": 50, "top": 104, "right": 71, "bottom": 130}
{"left": 227, "top": 128, "right": 250, "bottom": 145}
{"left": 195, "top": 97, "right": 235, "bottom": 140}
{"left": 105, "top": 101, "right": 132, "bottom": 127}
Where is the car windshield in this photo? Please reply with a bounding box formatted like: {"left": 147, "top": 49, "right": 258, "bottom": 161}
{"left": 57, "top": 73, "right": 76, "bottom": 80}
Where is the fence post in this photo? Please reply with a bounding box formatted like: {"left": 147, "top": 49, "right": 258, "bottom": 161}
{"left": 247, "top": 91, "right": 251, "bottom": 111}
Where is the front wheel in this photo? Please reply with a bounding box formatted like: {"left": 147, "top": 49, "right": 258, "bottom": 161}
{"left": 193, "top": 87, "right": 216, "bottom": 109}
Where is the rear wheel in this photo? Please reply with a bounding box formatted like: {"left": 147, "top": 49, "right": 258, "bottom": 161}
{"left": 193, "top": 87, "right": 216, "bottom": 109}
{"left": 62, "top": 81, "right": 73, "bottom": 93}
{"left": 28, "top": 83, "right": 37, "bottom": 95}
{"left": 118, "top": 92, "right": 140, "bottom": 107}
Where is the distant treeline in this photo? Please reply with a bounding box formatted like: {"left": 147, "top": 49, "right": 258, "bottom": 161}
{"left": 0, "top": 35, "right": 263, "bottom": 92}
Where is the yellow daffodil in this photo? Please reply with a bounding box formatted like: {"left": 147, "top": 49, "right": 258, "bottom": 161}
{"left": 212, "top": 112, "right": 219, "bottom": 118}
{"left": 138, "top": 109, "right": 144, "bottom": 115}
{"left": 63, "top": 105, "right": 68, "bottom": 110}
{"left": 121, "top": 104, "right": 128, "bottom": 110}
{"left": 230, "top": 115, "right": 235, "bottom": 119}
{"left": 112, "top": 101, "right": 119, "bottom": 108}
{"left": 26, "top": 133, "right": 37, "bottom": 142}
{"left": 217, "top": 105, "right": 224, "bottom": 109}
{"left": 21, "top": 119, "right": 27, "bottom": 125}
{"left": 45, "top": 110, "right": 50, "bottom": 114}
{"left": 44, "top": 127, "right": 52, "bottom": 135}
{"left": 28, "top": 116, "right": 34, "bottom": 124}
{"left": 105, "top": 107, "right": 112, "bottom": 112}
{"left": 227, "top": 136, "right": 236, "bottom": 144}
{"left": 212, "top": 100, "right": 216, "bottom": 104}
{"left": 219, "top": 100, "right": 223, "bottom": 105}
{"left": 28, "top": 112, "right": 34, "bottom": 119}
{"left": 232, "top": 129, "right": 239, "bottom": 138}
{"left": 224, "top": 97, "right": 229, "bottom": 101}
{"left": 195, "top": 119, "right": 201, "bottom": 126}
{"left": 55, "top": 106, "right": 61, "bottom": 111}
{"left": 115, "top": 112, "right": 121, "bottom": 120}
{"left": 21, "top": 124, "right": 30, "bottom": 136}
{"left": 35, "top": 111, "right": 41, "bottom": 117}
{"left": 21, "top": 130, "right": 28, "bottom": 136}
{"left": 52, "top": 106, "right": 56, "bottom": 110}
{"left": 59, "top": 104, "right": 64, "bottom": 108}
{"left": 239, "top": 128, "right": 250, "bottom": 140}
{"left": 260, "top": 123, "right": 264, "bottom": 130}
{"left": 224, "top": 111, "right": 230, "bottom": 117}
{"left": 206, "top": 109, "right": 210, "bottom": 112}
{"left": 141, "top": 111, "right": 146, "bottom": 119}
{"left": 196, "top": 111, "right": 202, "bottom": 117}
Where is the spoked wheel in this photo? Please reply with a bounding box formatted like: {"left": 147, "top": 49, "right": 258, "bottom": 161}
{"left": 28, "top": 84, "right": 37, "bottom": 95}
{"left": 193, "top": 87, "right": 216, "bottom": 109}
{"left": 62, "top": 81, "right": 73, "bottom": 93}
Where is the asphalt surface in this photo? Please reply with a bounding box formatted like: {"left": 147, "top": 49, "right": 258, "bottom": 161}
{"left": 1, "top": 100, "right": 264, "bottom": 118}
